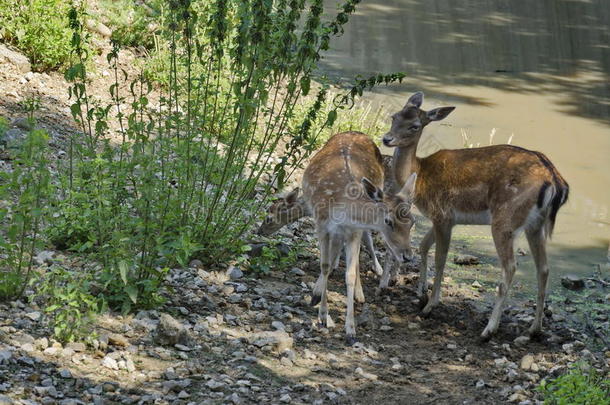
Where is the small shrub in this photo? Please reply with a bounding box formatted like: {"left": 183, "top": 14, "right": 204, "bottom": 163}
{"left": 0, "top": 129, "right": 53, "bottom": 300}
{"left": 33, "top": 266, "right": 99, "bottom": 343}
{"left": 0, "top": 0, "right": 74, "bottom": 71}
{"left": 537, "top": 362, "right": 610, "bottom": 405}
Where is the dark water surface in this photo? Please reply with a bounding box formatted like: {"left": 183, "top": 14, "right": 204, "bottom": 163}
{"left": 321, "top": 0, "right": 610, "bottom": 287}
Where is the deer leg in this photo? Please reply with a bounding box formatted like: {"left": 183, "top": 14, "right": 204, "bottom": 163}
{"left": 421, "top": 224, "right": 451, "bottom": 315}
{"left": 526, "top": 226, "right": 549, "bottom": 338}
{"left": 363, "top": 231, "right": 383, "bottom": 276}
{"left": 345, "top": 230, "right": 363, "bottom": 345}
{"left": 354, "top": 259, "right": 365, "bottom": 304}
{"left": 312, "top": 232, "right": 342, "bottom": 328}
{"left": 379, "top": 253, "right": 394, "bottom": 290}
{"left": 481, "top": 224, "right": 517, "bottom": 340}
{"left": 417, "top": 229, "right": 435, "bottom": 300}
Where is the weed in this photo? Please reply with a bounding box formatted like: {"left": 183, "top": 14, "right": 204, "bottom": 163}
{"left": 537, "top": 362, "right": 610, "bottom": 405}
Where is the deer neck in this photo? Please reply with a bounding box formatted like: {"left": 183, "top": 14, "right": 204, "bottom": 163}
{"left": 392, "top": 143, "right": 420, "bottom": 187}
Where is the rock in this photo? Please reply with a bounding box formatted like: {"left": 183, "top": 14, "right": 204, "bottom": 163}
{"left": 453, "top": 254, "right": 479, "bottom": 265}
{"left": 85, "top": 20, "right": 112, "bottom": 38}
{"left": 13, "top": 118, "right": 35, "bottom": 132}
{"left": 0, "top": 350, "right": 12, "bottom": 364}
{"left": 33, "top": 250, "right": 55, "bottom": 265}
{"left": 279, "top": 394, "right": 291, "bottom": 403}
{"left": 475, "top": 379, "right": 485, "bottom": 389}
{"left": 471, "top": 280, "right": 483, "bottom": 289}
{"left": 189, "top": 259, "right": 203, "bottom": 269}
{"left": 0, "top": 394, "right": 14, "bottom": 405}
{"left": 24, "top": 311, "right": 41, "bottom": 321}
{"left": 154, "top": 313, "right": 189, "bottom": 346}
{"left": 355, "top": 367, "right": 378, "bottom": 381}
{"left": 0, "top": 44, "right": 31, "bottom": 73}
{"left": 1, "top": 128, "right": 26, "bottom": 147}
{"left": 227, "top": 266, "right": 243, "bottom": 280}
{"left": 520, "top": 354, "right": 534, "bottom": 371}
{"left": 513, "top": 336, "right": 530, "bottom": 347}
{"left": 65, "top": 342, "right": 86, "bottom": 352}
{"left": 561, "top": 275, "right": 584, "bottom": 290}
{"left": 107, "top": 333, "right": 129, "bottom": 347}
{"left": 59, "top": 369, "right": 72, "bottom": 378}
{"left": 249, "top": 331, "right": 293, "bottom": 352}
{"left": 271, "top": 321, "right": 286, "bottom": 331}
{"left": 289, "top": 268, "right": 305, "bottom": 277}
{"left": 206, "top": 380, "right": 225, "bottom": 391}
{"left": 102, "top": 356, "right": 119, "bottom": 370}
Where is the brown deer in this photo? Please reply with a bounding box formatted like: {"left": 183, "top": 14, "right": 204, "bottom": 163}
{"left": 257, "top": 189, "right": 389, "bottom": 278}
{"left": 303, "top": 131, "right": 416, "bottom": 344}
{"left": 382, "top": 92, "right": 569, "bottom": 340}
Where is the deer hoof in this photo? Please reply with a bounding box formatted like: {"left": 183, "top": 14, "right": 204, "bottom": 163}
{"left": 345, "top": 334, "right": 358, "bottom": 346}
{"left": 418, "top": 295, "right": 429, "bottom": 310}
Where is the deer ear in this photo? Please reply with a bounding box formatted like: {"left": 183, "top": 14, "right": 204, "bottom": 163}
{"left": 361, "top": 178, "right": 384, "bottom": 202}
{"left": 405, "top": 91, "right": 424, "bottom": 108}
{"left": 427, "top": 106, "right": 455, "bottom": 121}
{"left": 285, "top": 187, "right": 300, "bottom": 204}
{"left": 398, "top": 172, "right": 417, "bottom": 200}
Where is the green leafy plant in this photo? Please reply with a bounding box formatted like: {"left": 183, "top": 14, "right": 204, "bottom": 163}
{"left": 52, "top": 0, "right": 404, "bottom": 313}
{"left": 537, "top": 362, "right": 610, "bottom": 405}
{"left": 0, "top": 0, "right": 74, "bottom": 71}
{"left": 33, "top": 266, "right": 99, "bottom": 343}
{"left": 248, "top": 241, "right": 300, "bottom": 275}
{"left": 0, "top": 130, "right": 53, "bottom": 300}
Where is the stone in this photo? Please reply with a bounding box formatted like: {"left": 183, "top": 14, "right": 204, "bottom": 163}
{"left": 85, "top": 20, "right": 112, "bottom": 38}
{"left": 513, "top": 336, "right": 530, "bottom": 347}
{"left": 102, "top": 356, "right": 119, "bottom": 370}
{"left": 0, "top": 350, "right": 11, "bottom": 363}
{"left": 520, "top": 354, "right": 534, "bottom": 371}
{"left": 107, "top": 333, "right": 129, "bottom": 347}
{"left": 249, "top": 331, "right": 293, "bottom": 352}
{"left": 189, "top": 259, "right": 203, "bottom": 269}
{"left": 355, "top": 367, "right": 378, "bottom": 381}
{"left": 271, "top": 321, "right": 286, "bottom": 331}
{"left": 154, "top": 313, "right": 189, "bottom": 346}
{"left": 66, "top": 342, "right": 86, "bottom": 352}
{"left": 0, "top": 44, "right": 31, "bottom": 73}
{"left": 24, "top": 311, "right": 41, "bottom": 321}
{"left": 33, "top": 250, "right": 55, "bottom": 265}
{"left": 279, "top": 394, "right": 291, "bottom": 403}
{"left": 227, "top": 266, "right": 244, "bottom": 280}
{"left": 561, "top": 275, "right": 584, "bottom": 290}
{"left": 206, "top": 380, "right": 225, "bottom": 391}
{"left": 453, "top": 254, "right": 479, "bottom": 265}
{"left": 0, "top": 395, "right": 13, "bottom": 405}
{"left": 59, "top": 369, "right": 72, "bottom": 378}
{"left": 289, "top": 268, "right": 305, "bottom": 277}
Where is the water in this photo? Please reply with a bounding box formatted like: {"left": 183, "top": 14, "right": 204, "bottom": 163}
{"left": 321, "top": 0, "right": 610, "bottom": 287}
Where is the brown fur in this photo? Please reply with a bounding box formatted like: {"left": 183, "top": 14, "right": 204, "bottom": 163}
{"left": 383, "top": 92, "right": 569, "bottom": 340}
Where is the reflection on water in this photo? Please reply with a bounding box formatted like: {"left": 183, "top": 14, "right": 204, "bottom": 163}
{"left": 321, "top": 0, "right": 610, "bottom": 286}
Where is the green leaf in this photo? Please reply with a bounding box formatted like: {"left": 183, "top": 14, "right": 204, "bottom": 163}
{"left": 118, "top": 261, "right": 129, "bottom": 285}
{"left": 125, "top": 285, "right": 138, "bottom": 304}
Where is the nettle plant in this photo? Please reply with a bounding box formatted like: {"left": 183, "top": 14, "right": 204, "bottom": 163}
{"left": 54, "top": 0, "right": 404, "bottom": 313}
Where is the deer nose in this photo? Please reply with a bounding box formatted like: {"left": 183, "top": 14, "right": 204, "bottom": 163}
{"left": 401, "top": 252, "right": 414, "bottom": 263}
{"left": 382, "top": 134, "right": 394, "bottom": 146}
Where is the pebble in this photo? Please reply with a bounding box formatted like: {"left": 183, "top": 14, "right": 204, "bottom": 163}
{"left": 279, "top": 394, "right": 291, "bottom": 403}
{"left": 102, "top": 356, "right": 119, "bottom": 370}
{"left": 453, "top": 254, "right": 479, "bottom": 265}
{"left": 355, "top": 367, "right": 378, "bottom": 381}
{"left": 560, "top": 274, "right": 584, "bottom": 290}
{"left": 289, "top": 268, "right": 305, "bottom": 276}
{"left": 520, "top": 354, "right": 534, "bottom": 371}
{"left": 25, "top": 311, "right": 41, "bottom": 321}
{"left": 227, "top": 266, "right": 244, "bottom": 280}
{"left": 513, "top": 336, "right": 530, "bottom": 347}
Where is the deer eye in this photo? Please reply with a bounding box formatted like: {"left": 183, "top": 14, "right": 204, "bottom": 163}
{"left": 384, "top": 217, "right": 394, "bottom": 229}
